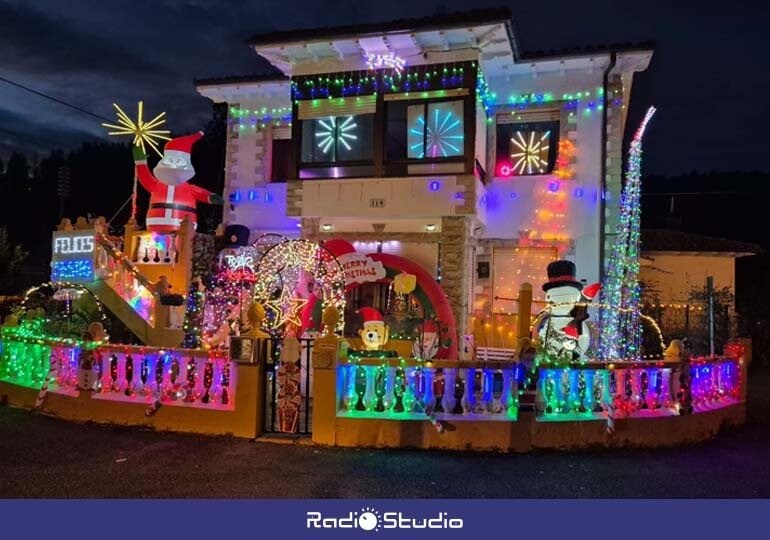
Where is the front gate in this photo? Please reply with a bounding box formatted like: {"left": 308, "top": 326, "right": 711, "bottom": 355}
{"left": 263, "top": 337, "right": 314, "bottom": 434}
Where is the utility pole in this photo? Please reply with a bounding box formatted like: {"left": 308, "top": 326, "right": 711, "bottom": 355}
{"left": 707, "top": 276, "right": 715, "bottom": 356}
{"left": 57, "top": 164, "right": 70, "bottom": 219}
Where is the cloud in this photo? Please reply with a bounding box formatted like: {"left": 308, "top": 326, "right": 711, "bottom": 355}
{"left": 0, "top": 106, "right": 102, "bottom": 158}
{"left": 0, "top": 3, "right": 167, "bottom": 78}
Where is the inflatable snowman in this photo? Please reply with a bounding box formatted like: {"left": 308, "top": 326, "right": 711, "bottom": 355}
{"left": 534, "top": 260, "right": 600, "bottom": 360}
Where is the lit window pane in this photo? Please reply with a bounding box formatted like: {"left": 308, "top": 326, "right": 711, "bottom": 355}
{"left": 407, "top": 104, "right": 425, "bottom": 158}
{"left": 301, "top": 114, "right": 373, "bottom": 163}
{"left": 495, "top": 120, "right": 558, "bottom": 176}
{"left": 407, "top": 100, "right": 464, "bottom": 159}
{"left": 425, "top": 101, "right": 464, "bottom": 158}
{"left": 509, "top": 130, "right": 552, "bottom": 175}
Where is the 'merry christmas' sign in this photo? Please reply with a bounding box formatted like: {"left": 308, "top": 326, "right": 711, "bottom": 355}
{"left": 337, "top": 252, "right": 386, "bottom": 286}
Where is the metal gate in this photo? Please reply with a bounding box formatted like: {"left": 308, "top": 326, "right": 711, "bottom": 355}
{"left": 263, "top": 338, "right": 314, "bottom": 434}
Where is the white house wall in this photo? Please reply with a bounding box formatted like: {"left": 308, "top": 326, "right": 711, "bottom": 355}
{"left": 224, "top": 107, "right": 298, "bottom": 237}
{"left": 480, "top": 70, "right": 607, "bottom": 285}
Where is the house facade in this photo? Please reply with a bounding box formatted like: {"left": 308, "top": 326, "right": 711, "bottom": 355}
{"left": 195, "top": 8, "right": 653, "bottom": 341}
{"left": 640, "top": 229, "right": 761, "bottom": 349}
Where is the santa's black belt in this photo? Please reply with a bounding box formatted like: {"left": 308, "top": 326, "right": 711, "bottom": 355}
{"left": 150, "top": 203, "right": 196, "bottom": 213}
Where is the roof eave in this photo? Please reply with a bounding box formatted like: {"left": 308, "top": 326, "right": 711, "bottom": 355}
{"left": 245, "top": 10, "right": 513, "bottom": 48}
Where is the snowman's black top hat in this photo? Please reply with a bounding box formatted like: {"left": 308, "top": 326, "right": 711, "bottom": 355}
{"left": 542, "top": 260, "right": 583, "bottom": 292}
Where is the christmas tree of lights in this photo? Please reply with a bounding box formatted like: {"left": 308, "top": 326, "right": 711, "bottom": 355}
{"left": 182, "top": 279, "right": 205, "bottom": 349}
{"left": 598, "top": 106, "right": 656, "bottom": 361}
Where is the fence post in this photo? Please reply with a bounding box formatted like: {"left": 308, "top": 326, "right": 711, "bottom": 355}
{"left": 516, "top": 283, "right": 533, "bottom": 352}
{"left": 311, "top": 307, "right": 344, "bottom": 445}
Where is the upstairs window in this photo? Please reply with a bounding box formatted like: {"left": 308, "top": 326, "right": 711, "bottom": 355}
{"left": 386, "top": 98, "right": 465, "bottom": 161}
{"left": 270, "top": 139, "right": 291, "bottom": 183}
{"left": 496, "top": 120, "right": 559, "bottom": 176}
{"left": 385, "top": 93, "right": 467, "bottom": 176}
{"left": 407, "top": 100, "right": 464, "bottom": 159}
{"left": 301, "top": 114, "right": 374, "bottom": 164}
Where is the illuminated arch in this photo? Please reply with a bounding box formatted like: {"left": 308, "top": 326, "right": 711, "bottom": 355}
{"left": 323, "top": 239, "right": 458, "bottom": 359}
{"left": 19, "top": 281, "right": 109, "bottom": 330}
{"left": 253, "top": 239, "right": 346, "bottom": 333}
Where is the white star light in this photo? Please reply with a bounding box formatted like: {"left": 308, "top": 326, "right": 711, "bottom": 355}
{"left": 410, "top": 108, "right": 463, "bottom": 158}
{"left": 510, "top": 130, "right": 551, "bottom": 174}
{"left": 316, "top": 116, "right": 358, "bottom": 155}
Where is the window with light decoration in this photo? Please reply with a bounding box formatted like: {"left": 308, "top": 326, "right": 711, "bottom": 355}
{"left": 492, "top": 246, "right": 557, "bottom": 313}
{"left": 495, "top": 121, "right": 559, "bottom": 177}
{"left": 385, "top": 96, "right": 466, "bottom": 175}
{"left": 300, "top": 114, "right": 374, "bottom": 164}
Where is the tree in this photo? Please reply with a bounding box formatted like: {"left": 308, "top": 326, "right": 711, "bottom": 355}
{"left": 0, "top": 227, "right": 28, "bottom": 295}
{"left": 686, "top": 284, "right": 734, "bottom": 355}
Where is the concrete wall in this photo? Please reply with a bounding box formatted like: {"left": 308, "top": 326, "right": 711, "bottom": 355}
{"left": 223, "top": 102, "right": 297, "bottom": 237}
{"left": 332, "top": 405, "right": 746, "bottom": 452}
{"left": 0, "top": 363, "right": 264, "bottom": 438}
{"left": 289, "top": 175, "right": 479, "bottom": 220}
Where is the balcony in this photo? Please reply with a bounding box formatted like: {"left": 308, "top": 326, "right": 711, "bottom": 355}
{"left": 285, "top": 175, "right": 486, "bottom": 222}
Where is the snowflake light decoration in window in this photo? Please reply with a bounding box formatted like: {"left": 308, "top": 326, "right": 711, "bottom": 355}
{"left": 316, "top": 116, "right": 358, "bottom": 155}
{"left": 510, "top": 130, "right": 551, "bottom": 174}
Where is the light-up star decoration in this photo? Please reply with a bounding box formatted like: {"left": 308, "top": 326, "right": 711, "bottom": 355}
{"left": 102, "top": 101, "right": 171, "bottom": 220}
{"left": 410, "top": 108, "right": 463, "bottom": 158}
{"left": 264, "top": 286, "right": 308, "bottom": 329}
{"left": 316, "top": 116, "right": 357, "bottom": 155}
{"left": 102, "top": 101, "right": 170, "bottom": 158}
{"left": 510, "top": 130, "right": 551, "bottom": 175}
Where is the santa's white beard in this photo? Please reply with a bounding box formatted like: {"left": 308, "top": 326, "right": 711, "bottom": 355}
{"left": 154, "top": 165, "right": 194, "bottom": 186}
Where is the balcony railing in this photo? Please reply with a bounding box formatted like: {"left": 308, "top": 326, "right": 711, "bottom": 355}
{"left": 95, "top": 235, "right": 158, "bottom": 325}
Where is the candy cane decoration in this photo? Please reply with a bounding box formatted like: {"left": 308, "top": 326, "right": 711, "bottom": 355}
{"left": 35, "top": 349, "right": 58, "bottom": 409}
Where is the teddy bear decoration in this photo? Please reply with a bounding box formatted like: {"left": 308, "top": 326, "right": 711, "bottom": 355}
{"left": 358, "top": 307, "right": 389, "bottom": 351}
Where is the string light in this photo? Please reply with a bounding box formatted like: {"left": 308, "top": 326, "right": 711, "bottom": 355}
{"left": 598, "top": 106, "right": 657, "bottom": 361}
{"left": 291, "top": 61, "right": 472, "bottom": 101}
{"left": 51, "top": 259, "right": 94, "bottom": 282}
{"left": 365, "top": 53, "right": 405, "bottom": 73}
{"left": 253, "top": 239, "right": 346, "bottom": 334}
{"left": 229, "top": 106, "right": 292, "bottom": 129}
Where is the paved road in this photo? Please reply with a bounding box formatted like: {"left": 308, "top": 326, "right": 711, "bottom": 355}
{"left": 1, "top": 367, "right": 769, "bottom": 498}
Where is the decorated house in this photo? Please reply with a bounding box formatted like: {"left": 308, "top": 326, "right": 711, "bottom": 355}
{"left": 0, "top": 8, "right": 750, "bottom": 452}
{"left": 195, "top": 8, "right": 653, "bottom": 350}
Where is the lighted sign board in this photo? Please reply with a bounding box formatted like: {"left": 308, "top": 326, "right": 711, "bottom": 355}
{"left": 219, "top": 246, "right": 258, "bottom": 273}
{"left": 51, "top": 230, "right": 96, "bottom": 283}
{"left": 338, "top": 252, "right": 386, "bottom": 286}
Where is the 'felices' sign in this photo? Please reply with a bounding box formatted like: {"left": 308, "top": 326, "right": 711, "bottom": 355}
{"left": 51, "top": 230, "right": 97, "bottom": 282}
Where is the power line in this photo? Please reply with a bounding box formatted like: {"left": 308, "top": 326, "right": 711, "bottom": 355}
{"left": 0, "top": 75, "right": 111, "bottom": 123}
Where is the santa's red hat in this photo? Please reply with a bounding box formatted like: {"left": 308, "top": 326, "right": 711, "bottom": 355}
{"left": 358, "top": 307, "right": 384, "bottom": 325}
{"left": 582, "top": 282, "right": 601, "bottom": 300}
{"left": 164, "top": 131, "right": 204, "bottom": 158}
{"left": 563, "top": 326, "right": 579, "bottom": 339}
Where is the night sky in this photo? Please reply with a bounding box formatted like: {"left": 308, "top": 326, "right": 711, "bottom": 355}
{"left": 1, "top": 0, "right": 767, "bottom": 176}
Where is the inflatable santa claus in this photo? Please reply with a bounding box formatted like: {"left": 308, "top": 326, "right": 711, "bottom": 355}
{"left": 133, "top": 131, "right": 224, "bottom": 232}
